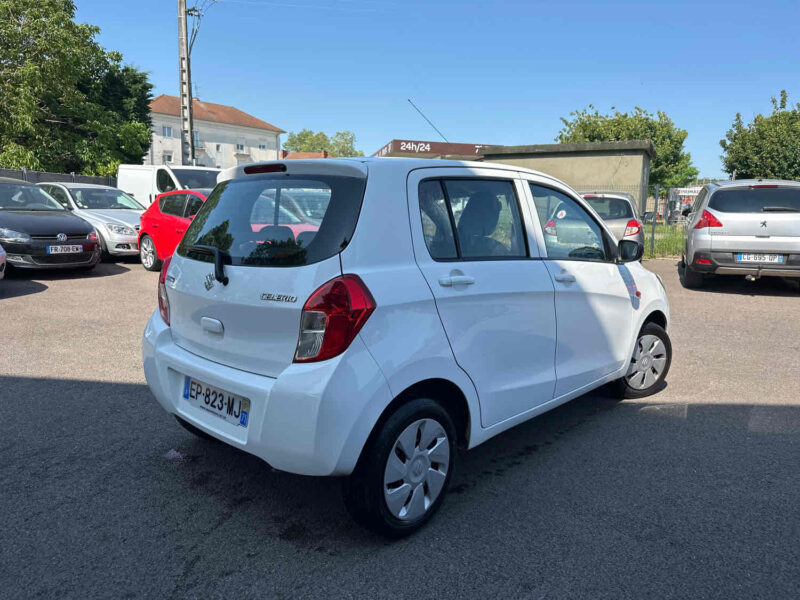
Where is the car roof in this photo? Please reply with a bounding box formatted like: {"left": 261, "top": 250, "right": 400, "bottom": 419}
{"left": 583, "top": 192, "right": 635, "bottom": 202}
{"left": 41, "top": 182, "right": 117, "bottom": 190}
{"left": 0, "top": 176, "right": 30, "bottom": 184}
{"left": 219, "top": 157, "right": 564, "bottom": 186}
{"left": 710, "top": 179, "right": 800, "bottom": 190}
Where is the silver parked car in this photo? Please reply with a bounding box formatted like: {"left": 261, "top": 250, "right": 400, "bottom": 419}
{"left": 680, "top": 180, "right": 800, "bottom": 288}
{"left": 582, "top": 192, "right": 644, "bottom": 245}
{"left": 38, "top": 183, "right": 145, "bottom": 257}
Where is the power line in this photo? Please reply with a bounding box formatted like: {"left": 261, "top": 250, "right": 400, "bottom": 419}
{"left": 407, "top": 99, "right": 449, "bottom": 143}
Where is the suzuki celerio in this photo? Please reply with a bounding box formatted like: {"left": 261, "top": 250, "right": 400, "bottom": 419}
{"left": 143, "top": 158, "right": 671, "bottom": 536}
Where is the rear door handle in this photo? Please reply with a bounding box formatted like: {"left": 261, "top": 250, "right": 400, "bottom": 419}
{"left": 439, "top": 275, "right": 475, "bottom": 287}
{"left": 201, "top": 317, "right": 224, "bottom": 334}
{"left": 554, "top": 273, "right": 576, "bottom": 283}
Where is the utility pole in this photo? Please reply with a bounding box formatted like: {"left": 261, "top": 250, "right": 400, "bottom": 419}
{"left": 177, "top": 0, "right": 195, "bottom": 166}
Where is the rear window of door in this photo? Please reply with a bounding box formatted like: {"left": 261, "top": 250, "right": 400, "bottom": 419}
{"left": 418, "top": 178, "right": 527, "bottom": 260}
{"left": 160, "top": 194, "right": 186, "bottom": 216}
{"left": 184, "top": 194, "right": 204, "bottom": 218}
{"left": 177, "top": 173, "right": 366, "bottom": 267}
{"left": 708, "top": 187, "right": 800, "bottom": 213}
{"left": 46, "top": 186, "right": 71, "bottom": 209}
{"left": 530, "top": 184, "right": 608, "bottom": 261}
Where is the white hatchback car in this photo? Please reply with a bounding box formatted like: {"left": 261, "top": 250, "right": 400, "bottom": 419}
{"left": 143, "top": 158, "right": 671, "bottom": 536}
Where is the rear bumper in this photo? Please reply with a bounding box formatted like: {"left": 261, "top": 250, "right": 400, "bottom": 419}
{"left": 690, "top": 250, "right": 800, "bottom": 278}
{"left": 142, "top": 311, "right": 392, "bottom": 476}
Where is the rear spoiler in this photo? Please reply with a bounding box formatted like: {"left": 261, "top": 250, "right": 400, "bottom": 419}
{"left": 217, "top": 160, "right": 368, "bottom": 184}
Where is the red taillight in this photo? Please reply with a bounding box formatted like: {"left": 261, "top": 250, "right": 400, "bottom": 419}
{"left": 750, "top": 184, "right": 777, "bottom": 188}
{"left": 294, "top": 274, "right": 376, "bottom": 363}
{"left": 544, "top": 219, "right": 557, "bottom": 236}
{"left": 624, "top": 220, "right": 641, "bottom": 236}
{"left": 87, "top": 231, "right": 98, "bottom": 242}
{"left": 158, "top": 255, "right": 172, "bottom": 325}
{"left": 694, "top": 209, "right": 723, "bottom": 229}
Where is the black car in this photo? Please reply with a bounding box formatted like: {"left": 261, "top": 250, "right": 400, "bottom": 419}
{"left": 0, "top": 177, "right": 100, "bottom": 270}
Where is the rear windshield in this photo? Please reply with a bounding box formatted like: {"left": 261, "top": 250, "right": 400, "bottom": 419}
{"left": 709, "top": 187, "right": 800, "bottom": 213}
{"left": 177, "top": 173, "right": 366, "bottom": 267}
{"left": 584, "top": 197, "right": 634, "bottom": 219}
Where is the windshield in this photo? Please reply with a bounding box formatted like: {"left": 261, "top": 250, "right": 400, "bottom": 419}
{"left": 71, "top": 188, "right": 144, "bottom": 210}
{"left": 584, "top": 196, "right": 634, "bottom": 219}
{"left": 709, "top": 187, "right": 800, "bottom": 213}
{"left": 0, "top": 182, "right": 65, "bottom": 211}
{"left": 171, "top": 168, "right": 220, "bottom": 189}
{"left": 177, "top": 173, "right": 366, "bottom": 267}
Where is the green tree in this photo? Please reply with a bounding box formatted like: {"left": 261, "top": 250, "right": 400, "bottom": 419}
{"left": 557, "top": 106, "right": 698, "bottom": 188}
{"left": 720, "top": 91, "right": 800, "bottom": 180}
{"left": 283, "top": 129, "right": 364, "bottom": 157}
{"left": 0, "top": 0, "right": 153, "bottom": 175}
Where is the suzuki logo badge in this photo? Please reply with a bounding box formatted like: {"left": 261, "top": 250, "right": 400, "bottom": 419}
{"left": 761, "top": 221, "right": 768, "bottom": 228}
{"left": 204, "top": 273, "right": 214, "bottom": 291}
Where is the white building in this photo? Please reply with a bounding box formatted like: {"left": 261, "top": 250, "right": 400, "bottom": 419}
{"left": 145, "top": 95, "right": 284, "bottom": 168}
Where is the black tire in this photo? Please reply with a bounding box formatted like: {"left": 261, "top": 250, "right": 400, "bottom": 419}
{"left": 97, "top": 234, "right": 111, "bottom": 260}
{"left": 617, "top": 322, "right": 672, "bottom": 399}
{"left": 174, "top": 415, "right": 218, "bottom": 442}
{"left": 139, "top": 234, "right": 162, "bottom": 271}
{"left": 679, "top": 256, "right": 704, "bottom": 289}
{"left": 342, "top": 397, "right": 457, "bottom": 538}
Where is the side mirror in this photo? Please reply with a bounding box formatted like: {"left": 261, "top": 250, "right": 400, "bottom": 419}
{"left": 618, "top": 239, "right": 644, "bottom": 263}
{"left": 681, "top": 206, "right": 691, "bottom": 217}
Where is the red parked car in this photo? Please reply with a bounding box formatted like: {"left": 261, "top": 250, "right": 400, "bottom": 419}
{"left": 139, "top": 189, "right": 210, "bottom": 271}
{"left": 138, "top": 187, "right": 321, "bottom": 271}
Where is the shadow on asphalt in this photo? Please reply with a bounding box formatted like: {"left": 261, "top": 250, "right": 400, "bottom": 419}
{"left": 0, "top": 277, "right": 48, "bottom": 300}
{"left": 674, "top": 262, "right": 800, "bottom": 297}
{"left": 4, "top": 374, "right": 800, "bottom": 597}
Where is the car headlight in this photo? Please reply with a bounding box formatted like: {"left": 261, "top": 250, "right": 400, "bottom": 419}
{"left": 105, "top": 223, "right": 136, "bottom": 236}
{"left": 0, "top": 227, "right": 31, "bottom": 243}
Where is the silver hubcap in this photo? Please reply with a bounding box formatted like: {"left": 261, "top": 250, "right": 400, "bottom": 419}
{"left": 383, "top": 418, "right": 450, "bottom": 521}
{"left": 141, "top": 239, "right": 154, "bottom": 268}
{"left": 626, "top": 334, "right": 667, "bottom": 390}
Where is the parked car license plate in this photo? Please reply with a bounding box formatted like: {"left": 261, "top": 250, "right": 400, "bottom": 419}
{"left": 182, "top": 376, "right": 250, "bottom": 427}
{"left": 736, "top": 253, "right": 783, "bottom": 263}
{"left": 47, "top": 245, "right": 83, "bottom": 254}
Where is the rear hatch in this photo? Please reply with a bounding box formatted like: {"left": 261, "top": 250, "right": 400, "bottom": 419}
{"left": 167, "top": 162, "right": 368, "bottom": 378}
{"left": 583, "top": 195, "right": 636, "bottom": 240}
{"left": 708, "top": 185, "right": 800, "bottom": 252}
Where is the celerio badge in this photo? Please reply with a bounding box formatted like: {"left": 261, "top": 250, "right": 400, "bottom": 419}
{"left": 260, "top": 292, "right": 297, "bottom": 303}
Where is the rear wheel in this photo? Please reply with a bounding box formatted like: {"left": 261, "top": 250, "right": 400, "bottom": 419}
{"left": 342, "top": 398, "right": 457, "bottom": 537}
{"left": 139, "top": 235, "right": 162, "bottom": 271}
{"left": 618, "top": 322, "right": 672, "bottom": 399}
{"left": 679, "top": 256, "right": 704, "bottom": 289}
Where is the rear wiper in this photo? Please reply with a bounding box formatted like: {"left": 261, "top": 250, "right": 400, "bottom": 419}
{"left": 187, "top": 244, "right": 229, "bottom": 285}
{"left": 762, "top": 206, "right": 800, "bottom": 212}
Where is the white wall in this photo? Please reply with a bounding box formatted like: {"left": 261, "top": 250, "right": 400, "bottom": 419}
{"left": 145, "top": 114, "right": 281, "bottom": 168}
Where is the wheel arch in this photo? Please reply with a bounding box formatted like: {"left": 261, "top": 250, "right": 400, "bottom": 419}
{"left": 642, "top": 309, "right": 667, "bottom": 331}
{"left": 358, "top": 378, "right": 472, "bottom": 469}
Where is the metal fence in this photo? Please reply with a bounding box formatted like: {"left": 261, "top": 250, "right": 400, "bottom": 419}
{"left": 0, "top": 167, "right": 116, "bottom": 187}
{"left": 641, "top": 185, "right": 687, "bottom": 258}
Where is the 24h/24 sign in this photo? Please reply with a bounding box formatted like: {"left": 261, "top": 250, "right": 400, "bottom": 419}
{"left": 374, "top": 139, "right": 486, "bottom": 157}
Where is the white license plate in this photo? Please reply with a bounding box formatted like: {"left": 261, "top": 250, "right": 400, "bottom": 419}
{"left": 736, "top": 253, "right": 783, "bottom": 263}
{"left": 47, "top": 245, "right": 83, "bottom": 254}
{"left": 182, "top": 376, "right": 250, "bottom": 428}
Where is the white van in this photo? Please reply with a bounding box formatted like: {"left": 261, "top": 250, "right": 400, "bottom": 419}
{"left": 117, "top": 164, "right": 220, "bottom": 206}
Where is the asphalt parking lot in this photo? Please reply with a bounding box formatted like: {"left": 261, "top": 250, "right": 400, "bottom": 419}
{"left": 2, "top": 259, "right": 799, "bottom": 599}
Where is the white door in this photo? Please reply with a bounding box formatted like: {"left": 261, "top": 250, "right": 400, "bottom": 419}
{"left": 408, "top": 168, "right": 557, "bottom": 428}
{"left": 524, "top": 181, "right": 635, "bottom": 397}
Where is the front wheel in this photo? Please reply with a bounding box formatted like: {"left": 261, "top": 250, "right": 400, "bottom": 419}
{"left": 139, "top": 235, "right": 162, "bottom": 271}
{"left": 618, "top": 322, "right": 672, "bottom": 399}
{"left": 342, "top": 398, "right": 457, "bottom": 537}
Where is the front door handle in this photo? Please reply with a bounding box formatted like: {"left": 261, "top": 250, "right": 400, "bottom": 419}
{"left": 176, "top": 229, "right": 185, "bottom": 234}
{"left": 554, "top": 273, "right": 576, "bottom": 283}
{"left": 439, "top": 275, "right": 475, "bottom": 287}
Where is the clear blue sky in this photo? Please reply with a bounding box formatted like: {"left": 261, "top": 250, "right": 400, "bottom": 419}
{"left": 76, "top": 0, "right": 798, "bottom": 177}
